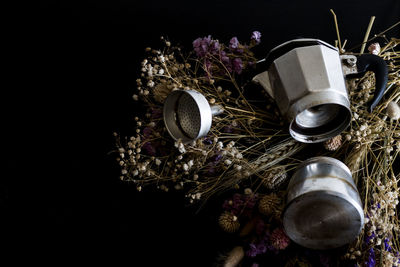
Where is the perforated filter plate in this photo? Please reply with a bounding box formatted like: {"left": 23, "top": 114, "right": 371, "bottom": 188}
{"left": 176, "top": 93, "right": 201, "bottom": 139}
{"left": 163, "top": 90, "right": 213, "bottom": 143}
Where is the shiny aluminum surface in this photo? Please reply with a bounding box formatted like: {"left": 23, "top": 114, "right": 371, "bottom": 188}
{"left": 283, "top": 157, "right": 364, "bottom": 249}
{"left": 253, "top": 39, "right": 352, "bottom": 143}
{"left": 163, "top": 89, "right": 223, "bottom": 143}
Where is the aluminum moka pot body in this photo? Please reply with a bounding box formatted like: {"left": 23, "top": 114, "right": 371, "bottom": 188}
{"left": 283, "top": 157, "right": 364, "bottom": 250}
{"left": 253, "top": 38, "right": 388, "bottom": 143}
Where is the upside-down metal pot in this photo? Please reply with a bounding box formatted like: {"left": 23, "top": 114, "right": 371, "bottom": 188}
{"left": 283, "top": 157, "right": 364, "bottom": 249}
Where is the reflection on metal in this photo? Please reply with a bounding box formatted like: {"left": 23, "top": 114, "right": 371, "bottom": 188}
{"left": 163, "top": 89, "right": 223, "bottom": 144}
{"left": 283, "top": 157, "right": 364, "bottom": 249}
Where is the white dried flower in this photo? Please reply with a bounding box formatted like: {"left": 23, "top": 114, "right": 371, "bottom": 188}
{"left": 224, "top": 159, "right": 232, "bottom": 165}
{"left": 387, "top": 101, "right": 400, "bottom": 120}
{"left": 174, "top": 184, "right": 182, "bottom": 190}
{"left": 178, "top": 143, "right": 186, "bottom": 154}
{"left": 147, "top": 80, "right": 155, "bottom": 87}
{"left": 217, "top": 141, "right": 223, "bottom": 149}
{"left": 132, "top": 94, "right": 139, "bottom": 101}
{"left": 193, "top": 174, "right": 199, "bottom": 180}
{"left": 244, "top": 188, "right": 252, "bottom": 195}
{"left": 121, "top": 169, "right": 127, "bottom": 175}
{"left": 183, "top": 163, "right": 189, "bottom": 171}
{"left": 368, "top": 42, "right": 381, "bottom": 55}
{"left": 155, "top": 159, "right": 161, "bottom": 166}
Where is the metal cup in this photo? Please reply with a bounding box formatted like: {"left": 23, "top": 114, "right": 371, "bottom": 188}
{"left": 253, "top": 38, "right": 388, "bottom": 143}
{"left": 283, "top": 157, "right": 364, "bottom": 249}
{"left": 163, "top": 89, "right": 223, "bottom": 143}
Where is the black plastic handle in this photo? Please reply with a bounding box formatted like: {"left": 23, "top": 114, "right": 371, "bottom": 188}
{"left": 356, "top": 54, "right": 388, "bottom": 112}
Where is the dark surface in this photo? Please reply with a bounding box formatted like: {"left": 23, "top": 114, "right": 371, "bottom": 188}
{"left": 9, "top": 0, "right": 399, "bottom": 265}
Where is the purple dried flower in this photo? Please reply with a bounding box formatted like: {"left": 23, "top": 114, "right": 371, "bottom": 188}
{"left": 193, "top": 36, "right": 220, "bottom": 58}
{"left": 229, "top": 37, "right": 239, "bottom": 49}
{"left": 366, "top": 248, "right": 375, "bottom": 267}
{"left": 384, "top": 238, "right": 392, "bottom": 252}
{"left": 232, "top": 58, "right": 243, "bottom": 74}
{"left": 219, "top": 50, "right": 232, "bottom": 73}
{"left": 143, "top": 127, "right": 152, "bottom": 138}
{"left": 377, "top": 203, "right": 381, "bottom": 209}
{"left": 142, "top": 142, "right": 156, "bottom": 156}
{"left": 211, "top": 153, "right": 222, "bottom": 162}
{"left": 202, "top": 138, "right": 213, "bottom": 145}
{"left": 222, "top": 193, "right": 258, "bottom": 217}
{"left": 251, "top": 31, "right": 261, "bottom": 44}
{"left": 246, "top": 243, "right": 258, "bottom": 257}
{"left": 256, "top": 243, "right": 267, "bottom": 254}
{"left": 193, "top": 36, "right": 210, "bottom": 57}
{"left": 209, "top": 40, "right": 220, "bottom": 55}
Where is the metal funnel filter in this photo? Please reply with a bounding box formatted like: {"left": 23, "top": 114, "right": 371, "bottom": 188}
{"left": 163, "top": 90, "right": 223, "bottom": 143}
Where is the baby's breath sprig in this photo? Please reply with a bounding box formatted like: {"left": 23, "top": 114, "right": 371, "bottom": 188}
{"left": 343, "top": 38, "right": 400, "bottom": 266}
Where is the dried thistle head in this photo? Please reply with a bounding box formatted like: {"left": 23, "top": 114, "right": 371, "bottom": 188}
{"left": 270, "top": 228, "right": 290, "bottom": 250}
{"left": 153, "top": 82, "right": 172, "bottom": 103}
{"left": 219, "top": 211, "right": 240, "bottom": 233}
{"left": 258, "top": 193, "right": 283, "bottom": 220}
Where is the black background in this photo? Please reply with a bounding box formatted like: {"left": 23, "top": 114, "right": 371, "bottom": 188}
{"left": 8, "top": 0, "right": 399, "bottom": 265}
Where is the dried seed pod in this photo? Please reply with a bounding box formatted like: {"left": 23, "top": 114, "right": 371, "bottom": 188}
{"left": 262, "top": 168, "right": 288, "bottom": 190}
{"left": 323, "top": 135, "right": 342, "bottom": 151}
{"left": 219, "top": 212, "right": 240, "bottom": 233}
{"left": 153, "top": 83, "right": 172, "bottom": 103}
{"left": 270, "top": 228, "right": 290, "bottom": 250}
{"left": 258, "top": 193, "right": 283, "bottom": 219}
